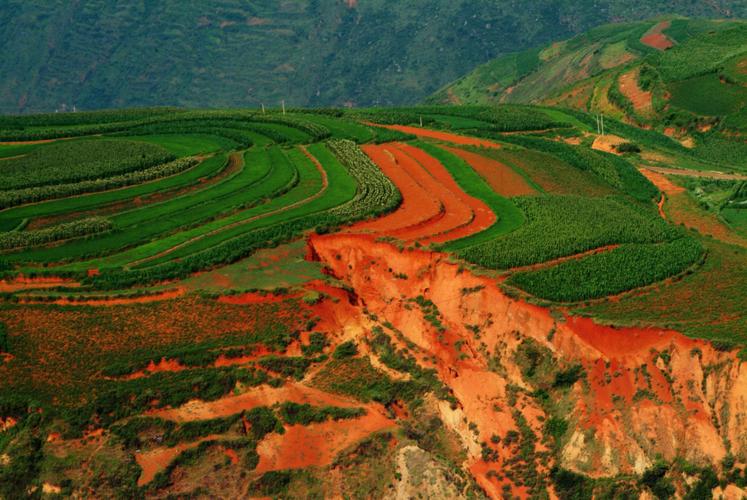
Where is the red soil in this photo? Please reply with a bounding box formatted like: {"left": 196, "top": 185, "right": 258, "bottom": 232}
{"left": 307, "top": 233, "right": 747, "bottom": 492}
{"left": 640, "top": 21, "right": 674, "bottom": 50}
{"left": 0, "top": 275, "right": 80, "bottom": 293}
{"left": 349, "top": 143, "right": 495, "bottom": 245}
{"left": 135, "top": 435, "right": 220, "bottom": 486}
{"left": 369, "top": 123, "right": 502, "bottom": 148}
{"left": 148, "top": 383, "right": 382, "bottom": 423}
{"left": 217, "top": 291, "right": 298, "bottom": 305}
{"left": 442, "top": 146, "right": 535, "bottom": 196}
{"left": 19, "top": 288, "right": 185, "bottom": 306}
{"left": 639, "top": 168, "right": 685, "bottom": 195}
{"left": 351, "top": 144, "right": 443, "bottom": 235}
{"left": 618, "top": 69, "right": 653, "bottom": 113}
{"left": 395, "top": 143, "right": 494, "bottom": 244}
{"left": 255, "top": 413, "right": 395, "bottom": 474}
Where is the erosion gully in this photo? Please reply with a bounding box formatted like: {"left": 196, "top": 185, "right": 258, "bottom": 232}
{"left": 306, "top": 232, "right": 747, "bottom": 498}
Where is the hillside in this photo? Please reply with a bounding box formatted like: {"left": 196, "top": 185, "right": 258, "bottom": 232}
{"left": 0, "top": 105, "right": 746, "bottom": 497}
{"left": 429, "top": 18, "right": 747, "bottom": 166}
{"left": 1, "top": 1, "right": 746, "bottom": 113}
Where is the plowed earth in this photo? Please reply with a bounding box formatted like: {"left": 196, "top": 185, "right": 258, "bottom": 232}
{"left": 349, "top": 143, "right": 495, "bottom": 244}
{"left": 371, "top": 123, "right": 502, "bottom": 148}
{"left": 442, "top": 146, "right": 536, "bottom": 196}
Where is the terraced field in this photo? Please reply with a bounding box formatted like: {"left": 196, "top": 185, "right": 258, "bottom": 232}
{"left": 1, "top": 105, "right": 746, "bottom": 498}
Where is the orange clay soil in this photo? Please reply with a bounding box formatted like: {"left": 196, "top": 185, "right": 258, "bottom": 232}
{"left": 18, "top": 288, "right": 185, "bottom": 306}
{"left": 255, "top": 413, "right": 395, "bottom": 474}
{"left": 394, "top": 143, "right": 495, "bottom": 244}
{"left": 148, "top": 383, "right": 385, "bottom": 422}
{"left": 442, "top": 145, "right": 536, "bottom": 196}
{"left": 640, "top": 168, "right": 747, "bottom": 247}
{"left": 118, "top": 346, "right": 278, "bottom": 380}
{"left": 351, "top": 144, "right": 443, "bottom": 235}
{"left": 136, "top": 435, "right": 220, "bottom": 486}
{"left": 349, "top": 143, "right": 495, "bottom": 245}
{"left": 0, "top": 275, "right": 80, "bottom": 293}
{"left": 591, "top": 134, "right": 626, "bottom": 154}
{"left": 618, "top": 69, "right": 653, "bottom": 114}
{"left": 368, "top": 123, "right": 502, "bottom": 148}
{"left": 307, "top": 233, "right": 747, "bottom": 496}
{"left": 640, "top": 20, "right": 674, "bottom": 50}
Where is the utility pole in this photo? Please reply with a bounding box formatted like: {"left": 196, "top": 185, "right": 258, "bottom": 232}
{"left": 419, "top": 115, "right": 423, "bottom": 127}
{"left": 281, "top": 100, "right": 286, "bottom": 115}
{"left": 261, "top": 103, "right": 265, "bottom": 114}
{"left": 601, "top": 114, "right": 605, "bottom": 136}
{"left": 595, "top": 114, "right": 600, "bottom": 134}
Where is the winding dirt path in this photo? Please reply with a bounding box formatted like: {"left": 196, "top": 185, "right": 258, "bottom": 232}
{"left": 126, "top": 146, "right": 328, "bottom": 268}
{"left": 368, "top": 123, "right": 502, "bottom": 148}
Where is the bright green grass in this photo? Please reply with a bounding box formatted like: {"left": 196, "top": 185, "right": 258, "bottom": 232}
{"left": 180, "top": 240, "right": 324, "bottom": 292}
{"left": 138, "top": 142, "right": 357, "bottom": 266}
{"left": 0, "top": 155, "right": 226, "bottom": 233}
{"left": 412, "top": 142, "right": 525, "bottom": 251}
{"left": 293, "top": 114, "right": 375, "bottom": 143}
{"left": 112, "top": 134, "right": 237, "bottom": 157}
{"left": 722, "top": 207, "right": 747, "bottom": 238}
{"left": 8, "top": 149, "right": 292, "bottom": 264}
{"left": 668, "top": 74, "right": 747, "bottom": 116}
{"left": 245, "top": 122, "right": 312, "bottom": 143}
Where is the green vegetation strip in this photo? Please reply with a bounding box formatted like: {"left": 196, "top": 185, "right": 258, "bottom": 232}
{"left": 458, "top": 195, "right": 681, "bottom": 270}
{"left": 1, "top": 139, "right": 174, "bottom": 190}
{"left": 507, "top": 238, "right": 703, "bottom": 302}
{"left": 0, "top": 156, "right": 218, "bottom": 232}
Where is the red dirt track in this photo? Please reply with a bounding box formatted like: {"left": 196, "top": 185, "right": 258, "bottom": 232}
{"left": 349, "top": 143, "right": 496, "bottom": 244}
{"left": 371, "top": 123, "right": 502, "bottom": 148}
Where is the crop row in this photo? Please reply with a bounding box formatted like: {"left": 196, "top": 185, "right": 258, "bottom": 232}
{"left": 0, "top": 217, "right": 112, "bottom": 251}
{"left": 86, "top": 141, "right": 400, "bottom": 288}
{"left": 350, "top": 105, "right": 565, "bottom": 132}
{"left": 414, "top": 142, "right": 525, "bottom": 250}
{"left": 0, "top": 157, "right": 198, "bottom": 209}
{"left": 325, "top": 139, "right": 401, "bottom": 221}
{"left": 0, "top": 155, "right": 225, "bottom": 233}
{"left": 8, "top": 150, "right": 295, "bottom": 264}
{"left": 0, "top": 110, "right": 331, "bottom": 142}
{"left": 3, "top": 139, "right": 175, "bottom": 190}
{"left": 507, "top": 238, "right": 704, "bottom": 302}
{"left": 133, "top": 142, "right": 377, "bottom": 267}
{"left": 457, "top": 195, "right": 681, "bottom": 270}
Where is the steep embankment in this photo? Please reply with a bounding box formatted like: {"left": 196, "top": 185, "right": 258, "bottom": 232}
{"left": 308, "top": 233, "right": 747, "bottom": 497}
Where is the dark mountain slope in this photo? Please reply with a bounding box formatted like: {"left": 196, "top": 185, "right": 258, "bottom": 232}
{"left": 0, "top": 0, "right": 744, "bottom": 113}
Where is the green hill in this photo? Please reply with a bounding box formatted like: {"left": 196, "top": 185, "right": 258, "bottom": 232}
{"left": 429, "top": 18, "right": 747, "bottom": 129}
{"left": 1, "top": 2, "right": 745, "bottom": 113}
